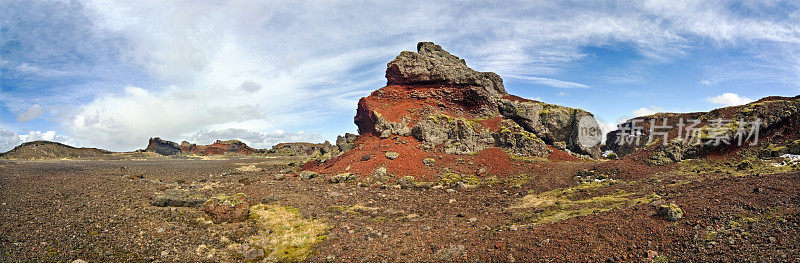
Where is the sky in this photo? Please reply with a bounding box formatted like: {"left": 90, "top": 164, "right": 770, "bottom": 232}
{"left": 1, "top": 0, "right": 799, "bottom": 152}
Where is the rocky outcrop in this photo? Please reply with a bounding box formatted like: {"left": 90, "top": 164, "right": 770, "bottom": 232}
{"left": 146, "top": 138, "right": 261, "bottom": 156}
{"left": 386, "top": 42, "right": 506, "bottom": 100}
{"left": 146, "top": 137, "right": 182, "bottom": 156}
{"left": 268, "top": 142, "right": 337, "bottom": 156}
{"left": 336, "top": 133, "right": 359, "bottom": 152}
{"left": 181, "top": 140, "right": 259, "bottom": 155}
{"left": 354, "top": 42, "right": 601, "bottom": 158}
{"left": 604, "top": 96, "right": 800, "bottom": 164}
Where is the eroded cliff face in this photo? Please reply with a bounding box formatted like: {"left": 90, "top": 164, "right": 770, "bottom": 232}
{"left": 354, "top": 42, "right": 601, "bottom": 158}
{"left": 145, "top": 138, "right": 261, "bottom": 156}
{"left": 604, "top": 96, "right": 800, "bottom": 165}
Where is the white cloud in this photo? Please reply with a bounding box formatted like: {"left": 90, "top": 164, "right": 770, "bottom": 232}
{"left": 698, "top": 79, "right": 713, "bottom": 87}
{"left": 16, "top": 104, "right": 44, "bottom": 122}
{"left": 557, "top": 91, "right": 568, "bottom": 96}
{"left": 4, "top": 0, "right": 799, "bottom": 151}
{"left": 707, "top": 92, "right": 754, "bottom": 106}
{"left": 507, "top": 75, "right": 589, "bottom": 89}
{"left": 632, "top": 106, "right": 664, "bottom": 117}
{"left": 0, "top": 129, "right": 23, "bottom": 152}
{"left": 0, "top": 129, "right": 77, "bottom": 152}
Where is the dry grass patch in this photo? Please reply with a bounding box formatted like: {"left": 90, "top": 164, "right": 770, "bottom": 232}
{"left": 243, "top": 203, "right": 328, "bottom": 262}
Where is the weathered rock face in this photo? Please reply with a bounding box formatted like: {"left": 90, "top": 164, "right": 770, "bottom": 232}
{"left": 181, "top": 140, "right": 259, "bottom": 155}
{"left": 336, "top": 133, "right": 359, "bottom": 152}
{"left": 268, "top": 142, "right": 338, "bottom": 156}
{"left": 354, "top": 42, "right": 601, "bottom": 158}
{"left": 146, "top": 137, "right": 182, "bottom": 156}
{"left": 604, "top": 96, "right": 800, "bottom": 164}
{"left": 146, "top": 138, "right": 260, "bottom": 156}
{"left": 386, "top": 42, "right": 506, "bottom": 99}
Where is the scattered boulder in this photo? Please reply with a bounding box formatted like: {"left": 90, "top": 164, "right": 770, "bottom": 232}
{"left": 328, "top": 173, "right": 356, "bottom": 183}
{"left": 299, "top": 171, "right": 318, "bottom": 181}
{"left": 202, "top": 193, "right": 250, "bottom": 223}
{"left": 336, "top": 133, "right": 359, "bottom": 152}
{"left": 151, "top": 189, "right": 207, "bottom": 207}
{"left": 398, "top": 176, "right": 416, "bottom": 189}
{"left": 360, "top": 155, "right": 372, "bottom": 161}
{"left": 657, "top": 203, "right": 684, "bottom": 221}
{"left": 385, "top": 152, "right": 400, "bottom": 160}
{"left": 432, "top": 244, "right": 466, "bottom": 262}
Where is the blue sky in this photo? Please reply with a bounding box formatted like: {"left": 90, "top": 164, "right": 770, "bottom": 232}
{"left": 1, "top": 0, "right": 799, "bottom": 151}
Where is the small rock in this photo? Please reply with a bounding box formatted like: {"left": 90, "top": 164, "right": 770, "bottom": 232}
{"left": 202, "top": 193, "right": 250, "bottom": 223}
{"left": 385, "top": 151, "right": 400, "bottom": 160}
{"left": 240, "top": 244, "right": 265, "bottom": 261}
{"left": 361, "top": 155, "right": 372, "bottom": 161}
{"left": 509, "top": 225, "right": 518, "bottom": 231}
{"left": 398, "top": 176, "right": 416, "bottom": 189}
{"left": 446, "top": 189, "right": 456, "bottom": 193}
{"left": 475, "top": 167, "right": 487, "bottom": 176}
{"left": 768, "top": 237, "right": 777, "bottom": 243}
{"left": 645, "top": 250, "right": 658, "bottom": 259}
{"left": 467, "top": 217, "right": 477, "bottom": 223}
{"left": 423, "top": 158, "right": 436, "bottom": 166}
{"left": 657, "top": 203, "right": 683, "bottom": 221}
{"left": 72, "top": 259, "right": 88, "bottom": 263}
{"left": 753, "top": 187, "right": 763, "bottom": 193}
{"left": 161, "top": 250, "right": 169, "bottom": 257}
{"left": 299, "top": 171, "right": 318, "bottom": 181}
{"left": 433, "top": 245, "right": 466, "bottom": 261}
{"left": 329, "top": 173, "right": 356, "bottom": 183}
{"left": 150, "top": 189, "right": 207, "bottom": 207}
{"left": 273, "top": 174, "right": 286, "bottom": 180}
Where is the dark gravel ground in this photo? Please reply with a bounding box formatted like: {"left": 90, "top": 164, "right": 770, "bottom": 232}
{"left": 1, "top": 157, "right": 798, "bottom": 262}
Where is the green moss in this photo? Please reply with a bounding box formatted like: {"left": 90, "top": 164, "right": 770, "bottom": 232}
{"left": 244, "top": 203, "right": 328, "bottom": 262}
{"left": 438, "top": 172, "right": 480, "bottom": 186}
{"left": 206, "top": 193, "right": 248, "bottom": 206}
{"left": 512, "top": 181, "right": 654, "bottom": 224}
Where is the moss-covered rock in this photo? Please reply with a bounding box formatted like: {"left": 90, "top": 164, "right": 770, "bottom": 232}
{"left": 203, "top": 193, "right": 250, "bottom": 223}
{"left": 657, "top": 203, "right": 684, "bottom": 221}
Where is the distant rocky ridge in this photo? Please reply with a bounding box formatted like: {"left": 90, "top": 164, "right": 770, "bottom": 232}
{"left": 354, "top": 42, "right": 602, "bottom": 158}
{"left": 0, "top": 141, "right": 111, "bottom": 159}
{"left": 143, "top": 134, "right": 358, "bottom": 157}
{"left": 604, "top": 95, "right": 800, "bottom": 165}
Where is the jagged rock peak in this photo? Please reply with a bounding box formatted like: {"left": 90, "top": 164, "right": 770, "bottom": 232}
{"left": 385, "top": 42, "right": 506, "bottom": 97}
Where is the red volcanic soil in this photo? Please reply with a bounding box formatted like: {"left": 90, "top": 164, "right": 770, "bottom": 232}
{"left": 304, "top": 135, "right": 568, "bottom": 180}
{"left": 546, "top": 146, "right": 580, "bottom": 162}
{"left": 355, "top": 84, "right": 502, "bottom": 134}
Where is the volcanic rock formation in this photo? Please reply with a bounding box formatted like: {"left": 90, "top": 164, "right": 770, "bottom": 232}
{"left": 145, "top": 137, "right": 182, "bottom": 156}
{"left": 604, "top": 95, "right": 800, "bottom": 165}
{"left": 354, "top": 42, "right": 602, "bottom": 158}
{"left": 145, "top": 138, "right": 261, "bottom": 156}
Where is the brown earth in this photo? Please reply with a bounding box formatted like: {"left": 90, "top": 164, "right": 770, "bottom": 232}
{"left": 1, "top": 154, "right": 798, "bottom": 262}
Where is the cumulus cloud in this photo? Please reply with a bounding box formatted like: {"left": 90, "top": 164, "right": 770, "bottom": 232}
{"left": 0, "top": 129, "right": 76, "bottom": 152}
{"left": 507, "top": 75, "right": 589, "bottom": 89}
{"left": 0, "top": 129, "right": 23, "bottom": 152}
{"left": 707, "top": 92, "right": 754, "bottom": 106}
{"left": 16, "top": 104, "right": 44, "bottom": 122}
{"left": 632, "top": 106, "right": 664, "bottom": 117}
{"left": 187, "top": 128, "right": 324, "bottom": 149}
{"left": 4, "top": 0, "right": 800, "bottom": 151}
